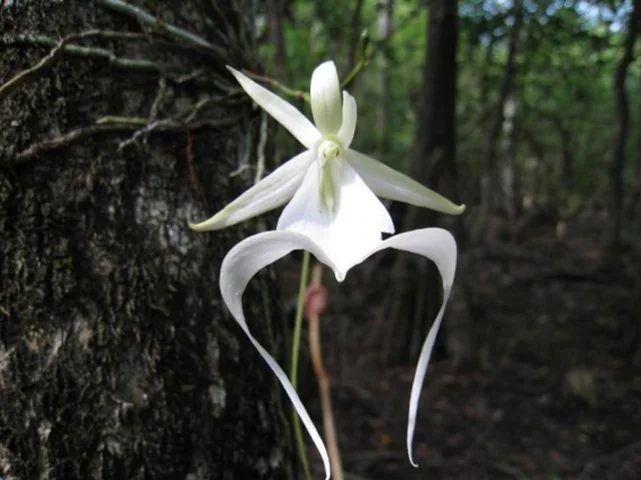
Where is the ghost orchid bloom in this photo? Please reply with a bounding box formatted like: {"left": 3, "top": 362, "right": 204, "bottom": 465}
{"left": 190, "top": 61, "right": 463, "bottom": 479}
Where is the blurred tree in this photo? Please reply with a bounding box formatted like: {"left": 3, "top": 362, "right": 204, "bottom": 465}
{"left": 607, "top": 0, "right": 641, "bottom": 248}
{"left": 0, "top": 1, "right": 291, "bottom": 479}
{"left": 481, "top": 0, "right": 523, "bottom": 232}
{"left": 376, "top": 0, "right": 394, "bottom": 155}
{"left": 268, "top": 0, "right": 290, "bottom": 79}
{"left": 348, "top": 0, "right": 365, "bottom": 69}
{"left": 384, "top": 0, "right": 471, "bottom": 367}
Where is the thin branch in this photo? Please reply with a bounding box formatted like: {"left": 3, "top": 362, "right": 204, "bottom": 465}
{"left": 97, "top": 0, "right": 226, "bottom": 58}
{"left": 14, "top": 124, "right": 137, "bottom": 163}
{"left": 341, "top": 55, "right": 370, "bottom": 91}
{"left": 114, "top": 92, "right": 238, "bottom": 150}
{"left": 5, "top": 33, "right": 172, "bottom": 75}
{"left": 13, "top": 115, "right": 241, "bottom": 164}
{"left": 342, "top": 28, "right": 371, "bottom": 90}
{"left": 116, "top": 115, "right": 242, "bottom": 151}
{"left": 306, "top": 264, "right": 344, "bottom": 480}
{"left": 5, "top": 32, "right": 236, "bottom": 93}
{"left": 347, "top": 0, "right": 365, "bottom": 68}
{"left": 95, "top": 116, "right": 148, "bottom": 126}
{"left": 183, "top": 95, "right": 234, "bottom": 123}
{"left": 148, "top": 78, "right": 169, "bottom": 122}
{"left": 254, "top": 111, "right": 268, "bottom": 184}
{"left": 1, "top": 29, "right": 188, "bottom": 102}
{"left": 241, "top": 70, "right": 310, "bottom": 103}
{"left": 0, "top": 34, "right": 75, "bottom": 102}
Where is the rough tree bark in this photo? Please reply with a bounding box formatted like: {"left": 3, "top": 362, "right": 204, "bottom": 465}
{"left": 384, "top": 0, "right": 470, "bottom": 367}
{"left": 0, "top": 1, "right": 292, "bottom": 479}
{"left": 607, "top": 0, "right": 641, "bottom": 248}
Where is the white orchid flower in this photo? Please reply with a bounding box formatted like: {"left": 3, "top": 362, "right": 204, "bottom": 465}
{"left": 190, "top": 61, "right": 464, "bottom": 479}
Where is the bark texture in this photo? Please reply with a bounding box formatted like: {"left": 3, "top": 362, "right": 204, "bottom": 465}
{"left": 0, "top": 1, "right": 291, "bottom": 479}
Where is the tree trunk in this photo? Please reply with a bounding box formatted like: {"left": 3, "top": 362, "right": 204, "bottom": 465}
{"left": 268, "top": 0, "right": 288, "bottom": 79}
{"left": 384, "top": 0, "right": 470, "bottom": 367}
{"left": 555, "top": 118, "right": 574, "bottom": 194}
{"left": 347, "top": 0, "right": 365, "bottom": 70}
{"left": 376, "top": 0, "right": 394, "bottom": 155}
{"left": 0, "top": 2, "right": 292, "bottom": 479}
{"left": 480, "top": 0, "right": 523, "bottom": 227}
{"left": 500, "top": 90, "right": 519, "bottom": 233}
{"left": 607, "top": 0, "right": 641, "bottom": 248}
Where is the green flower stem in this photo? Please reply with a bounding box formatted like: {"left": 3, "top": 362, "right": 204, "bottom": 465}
{"left": 290, "top": 250, "right": 312, "bottom": 480}
{"left": 340, "top": 58, "right": 369, "bottom": 91}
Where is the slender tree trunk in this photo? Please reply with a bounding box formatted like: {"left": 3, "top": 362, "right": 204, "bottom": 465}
{"left": 347, "top": 0, "right": 365, "bottom": 70}
{"left": 607, "top": 0, "right": 641, "bottom": 248}
{"left": 0, "top": 2, "right": 291, "bottom": 479}
{"left": 556, "top": 120, "right": 574, "bottom": 194}
{"left": 384, "top": 0, "right": 470, "bottom": 367}
{"left": 480, "top": 0, "right": 523, "bottom": 227}
{"left": 629, "top": 122, "right": 641, "bottom": 229}
{"left": 376, "top": 0, "right": 394, "bottom": 155}
{"left": 268, "top": 0, "right": 288, "bottom": 79}
{"left": 479, "top": 31, "right": 497, "bottom": 111}
{"left": 501, "top": 90, "right": 519, "bottom": 232}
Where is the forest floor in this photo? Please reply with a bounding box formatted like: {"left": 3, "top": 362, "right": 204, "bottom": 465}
{"left": 285, "top": 211, "right": 641, "bottom": 480}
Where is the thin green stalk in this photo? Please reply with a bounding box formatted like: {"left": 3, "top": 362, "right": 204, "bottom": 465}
{"left": 290, "top": 250, "right": 312, "bottom": 480}
{"left": 340, "top": 58, "right": 369, "bottom": 90}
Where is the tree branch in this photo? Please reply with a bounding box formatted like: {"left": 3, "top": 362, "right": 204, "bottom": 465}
{"left": 0, "top": 34, "right": 76, "bottom": 102}
{"left": 0, "top": 31, "right": 182, "bottom": 103}
{"left": 97, "top": 0, "right": 226, "bottom": 58}
{"left": 13, "top": 115, "right": 241, "bottom": 164}
{"left": 241, "top": 70, "right": 310, "bottom": 103}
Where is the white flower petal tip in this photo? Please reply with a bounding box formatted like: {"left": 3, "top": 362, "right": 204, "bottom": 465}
{"left": 220, "top": 231, "right": 337, "bottom": 480}
{"left": 311, "top": 61, "right": 343, "bottom": 135}
{"left": 226, "top": 65, "right": 321, "bottom": 150}
{"left": 188, "top": 209, "right": 236, "bottom": 232}
{"left": 188, "top": 150, "right": 315, "bottom": 231}
{"left": 337, "top": 91, "right": 357, "bottom": 148}
{"left": 345, "top": 149, "right": 466, "bottom": 216}
{"left": 219, "top": 227, "right": 456, "bottom": 478}
{"left": 449, "top": 203, "right": 466, "bottom": 215}
{"left": 371, "top": 229, "right": 457, "bottom": 469}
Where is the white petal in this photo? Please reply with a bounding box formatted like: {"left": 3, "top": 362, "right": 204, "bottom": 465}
{"left": 310, "top": 61, "right": 343, "bottom": 136}
{"left": 189, "top": 150, "right": 314, "bottom": 231}
{"left": 228, "top": 66, "right": 322, "bottom": 150}
{"left": 368, "top": 228, "right": 457, "bottom": 468}
{"left": 277, "top": 157, "right": 394, "bottom": 281}
{"left": 337, "top": 91, "right": 357, "bottom": 149}
{"left": 220, "top": 231, "right": 339, "bottom": 480}
{"left": 344, "top": 149, "right": 466, "bottom": 215}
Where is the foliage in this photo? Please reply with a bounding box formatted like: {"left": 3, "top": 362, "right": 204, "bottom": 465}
{"left": 257, "top": 0, "right": 641, "bottom": 214}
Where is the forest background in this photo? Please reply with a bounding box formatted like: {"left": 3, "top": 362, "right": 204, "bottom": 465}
{"left": 1, "top": 0, "right": 640, "bottom": 479}
{"left": 258, "top": 0, "right": 641, "bottom": 478}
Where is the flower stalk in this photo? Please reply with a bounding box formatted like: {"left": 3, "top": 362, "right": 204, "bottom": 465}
{"left": 290, "top": 251, "right": 312, "bottom": 479}
{"left": 306, "top": 263, "right": 344, "bottom": 480}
